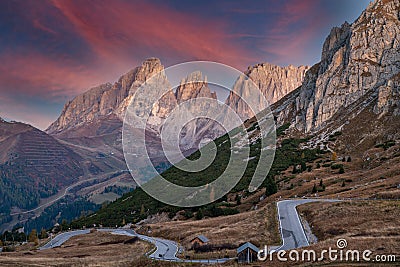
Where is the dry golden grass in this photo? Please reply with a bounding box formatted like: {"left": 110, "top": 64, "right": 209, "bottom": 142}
{"left": 0, "top": 232, "right": 177, "bottom": 267}
{"left": 269, "top": 147, "right": 400, "bottom": 201}
{"left": 282, "top": 200, "right": 400, "bottom": 267}
{"left": 221, "top": 200, "right": 400, "bottom": 267}
{"left": 297, "top": 200, "right": 400, "bottom": 251}
{"left": 140, "top": 202, "right": 280, "bottom": 259}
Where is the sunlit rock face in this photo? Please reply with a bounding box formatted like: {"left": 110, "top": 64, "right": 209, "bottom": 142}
{"left": 275, "top": 0, "right": 400, "bottom": 132}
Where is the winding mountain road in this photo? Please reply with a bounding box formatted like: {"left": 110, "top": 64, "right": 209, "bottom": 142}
{"left": 276, "top": 199, "right": 340, "bottom": 251}
{"left": 39, "top": 228, "right": 230, "bottom": 263}
{"left": 38, "top": 198, "right": 340, "bottom": 263}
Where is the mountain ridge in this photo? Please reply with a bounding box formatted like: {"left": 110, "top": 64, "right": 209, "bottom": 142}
{"left": 273, "top": 0, "right": 400, "bottom": 133}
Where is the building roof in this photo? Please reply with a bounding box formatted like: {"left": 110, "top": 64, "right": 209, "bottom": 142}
{"left": 237, "top": 242, "right": 259, "bottom": 253}
{"left": 191, "top": 235, "right": 209, "bottom": 243}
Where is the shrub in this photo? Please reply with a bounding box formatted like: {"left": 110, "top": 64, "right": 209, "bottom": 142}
{"left": 265, "top": 177, "right": 278, "bottom": 196}
{"left": 195, "top": 209, "right": 204, "bottom": 220}
{"left": 312, "top": 184, "right": 317, "bottom": 193}
{"left": 375, "top": 140, "right": 396, "bottom": 150}
{"left": 339, "top": 166, "right": 345, "bottom": 174}
{"left": 331, "top": 164, "right": 343, "bottom": 170}
{"left": 2, "top": 246, "right": 15, "bottom": 252}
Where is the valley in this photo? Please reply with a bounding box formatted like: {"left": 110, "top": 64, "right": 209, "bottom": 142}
{"left": 0, "top": 0, "right": 399, "bottom": 266}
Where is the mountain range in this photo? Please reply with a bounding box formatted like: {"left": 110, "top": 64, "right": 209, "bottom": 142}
{"left": 0, "top": 55, "right": 308, "bottom": 232}
{"left": 71, "top": 0, "right": 400, "bottom": 228}
{"left": 0, "top": 0, "right": 399, "bottom": 234}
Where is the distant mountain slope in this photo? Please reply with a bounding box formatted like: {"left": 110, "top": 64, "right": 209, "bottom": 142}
{"left": 0, "top": 119, "right": 83, "bottom": 215}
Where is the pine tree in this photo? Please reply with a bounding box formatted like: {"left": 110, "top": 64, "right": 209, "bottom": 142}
{"left": 235, "top": 194, "right": 241, "bottom": 205}
{"left": 195, "top": 209, "right": 204, "bottom": 220}
{"left": 301, "top": 162, "right": 307, "bottom": 172}
{"left": 140, "top": 204, "right": 145, "bottom": 215}
{"left": 312, "top": 183, "right": 317, "bottom": 194}
{"left": 61, "top": 219, "right": 68, "bottom": 231}
{"left": 28, "top": 229, "right": 37, "bottom": 243}
{"left": 265, "top": 177, "right": 278, "bottom": 196}
{"left": 40, "top": 228, "right": 48, "bottom": 239}
{"left": 339, "top": 166, "right": 345, "bottom": 174}
{"left": 292, "top": 165, "right": 297, "bottom": 174}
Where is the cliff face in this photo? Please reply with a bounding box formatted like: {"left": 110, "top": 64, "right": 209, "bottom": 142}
{"left": 46, "top": 58, "right": 164, "bottom": 134}
{"left": 47, "top": 58, "right": 221, "bottom": 136}
{"left": 46, "top": 58, "right": 223, "bottom": 169}
{"left": 226, "top": 63, "right": 309, "bottom": 119}
{"left": 285, "top": 0, "right": 400, "bottom": 132}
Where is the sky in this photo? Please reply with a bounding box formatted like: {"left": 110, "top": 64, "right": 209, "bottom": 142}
{"left": 0, "top": 0, "right": 371, "bottom": 130}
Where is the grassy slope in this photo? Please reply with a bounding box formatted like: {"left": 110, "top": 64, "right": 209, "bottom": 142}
{"left": 71, "top": 123, "right": 323, "bottom": 228}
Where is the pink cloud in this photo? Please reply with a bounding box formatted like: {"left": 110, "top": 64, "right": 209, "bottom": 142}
{"left": 261, "top": 0, "right": 329, "bottom": 64}
{"left": 0, "top": 52, "right": 109, "bottom": 99}
{"left": 32, "top": 19, "right": 57, "bottom": 35}
{"left": 49, "top": 0, "right": 256, "bottom": 70}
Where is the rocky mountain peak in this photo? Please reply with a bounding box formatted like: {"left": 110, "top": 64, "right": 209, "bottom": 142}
{"left": 320, "top": 21, "right": 351, "bottom": 73}
{"left": 226, "top": 62, "right": 309, "bottom": 119}
{"left": 46, "top": 58, "right": 165, "bottom": 134}
{"left": 175, "top": 71, "right": 216, "bottom": 103}
{"left": 274, "top": 0, "right": 400, "bottom": 133}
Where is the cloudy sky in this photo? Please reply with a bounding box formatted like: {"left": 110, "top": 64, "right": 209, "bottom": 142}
{"left": 0, "top": 0, "right": 371, "bottom": 129}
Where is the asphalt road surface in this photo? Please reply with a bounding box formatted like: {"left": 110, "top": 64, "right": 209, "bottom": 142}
{"left": 39, "top": 228, "right": 230, "bottom": 263}
{"left": 276, "top": 199, "right": 339, "bottom": 251}
{"left": 38, "top": 199, "right": 339, "bottom": 262}
{"left": 39, "top": 229, "right": 90, "bottom": 250}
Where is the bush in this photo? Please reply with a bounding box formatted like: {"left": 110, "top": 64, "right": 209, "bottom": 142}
{"left": 375, "top": 140, "right": 395, "bottom": 150}
{"left": 2, "top": 246, "right": 15, "bottom": 252}
{"left": 265, "top": 177, "right": 277, "bottom": 196}
{"left": 195, "top": 209, "right": 204, "bottom": 220}
{"left": 339, "top": 166, "right": 345, "bottom": 174}
{"left": 276, "top": 123, "right": 290, "bottom": 136}
{"left": 235, "top": 194, "right": 241, "bottom": 205}
{"left": 331, "top": 164, "right": 343, "bottom": 170}
{"left": 301, "top": 162, "right": 307, "bottom": 172}
{"left": 184, "top": 210, "right": 193, "bottom": 219}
